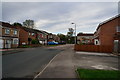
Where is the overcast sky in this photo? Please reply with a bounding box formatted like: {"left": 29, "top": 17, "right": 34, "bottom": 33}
{"left": 2, "top": 2, "right": 118, "bottom": 35}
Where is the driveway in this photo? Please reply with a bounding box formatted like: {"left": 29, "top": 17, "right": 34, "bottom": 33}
{"left": 74, "top": 51, "right": 119, "bottom": 70}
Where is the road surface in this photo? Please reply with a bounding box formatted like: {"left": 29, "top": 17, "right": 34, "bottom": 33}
{"left": 2, "top": 45, "right": 70, "bottom": 78}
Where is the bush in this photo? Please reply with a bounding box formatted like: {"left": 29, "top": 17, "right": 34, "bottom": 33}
{"left": 31, "top": 39, "right": 39, "bottom": 44}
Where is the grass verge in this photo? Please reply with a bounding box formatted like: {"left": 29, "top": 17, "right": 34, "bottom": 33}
{"left": 76, "top": 68, "right": 120, "bottom": 80}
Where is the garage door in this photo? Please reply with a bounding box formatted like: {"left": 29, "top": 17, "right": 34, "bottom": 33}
{"left": 0, "top": 39, "right": 3, "bottom": 48}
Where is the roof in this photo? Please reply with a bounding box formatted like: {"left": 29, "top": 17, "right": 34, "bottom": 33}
{"left": 0, "top": 21, "right": 18, "bottom": 29}
{"left": 17, "top": 26, "right": 49, "bottom": 34}
{"left": 77, "top": 33, "right": 94, "bottom": 36}
{"left": 20, "top": 26, "right": 37, "bottom": 33}
{"left": 1, "top": 21, "right": 51, "bottom": 35}
{"left": 96, "top": 14, "right": 120, "bottom": 30}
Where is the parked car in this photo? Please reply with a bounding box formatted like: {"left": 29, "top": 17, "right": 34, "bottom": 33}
{"left": 47, "top": 41, "right": 58, "bottom": 45}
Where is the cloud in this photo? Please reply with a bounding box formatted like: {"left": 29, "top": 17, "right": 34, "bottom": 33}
{"left": 2, "top": 2, "right": 118, "bottom": 35}
{"left": 2, "top": 0, "right": 120, "bottom": 2}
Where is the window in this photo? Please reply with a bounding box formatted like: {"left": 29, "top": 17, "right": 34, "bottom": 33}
{"left": 94, "top": 39, "right": 100, "bottom": 45}
{"left": 116, "top": 26, "right": 120, "bottom": 32}
{"left": 13, "top": 30, "right": 17, "bottom": 35}
{"left": 29, "top": 33, "right": 31, "bottom": 35}
{"left": 5, "top": 28, "right": 10, "bottom": 34}
{"left": 32, "top": 33, "right": 35, "bottom": 36}
{"left": 95, "top": 41, "right": 98, "bottom": 45}
{"left": 41, "top": 34, "right": 43, "bottom": 38}
{"left": 13, "top": 38, "right": 18, "bottom": 44}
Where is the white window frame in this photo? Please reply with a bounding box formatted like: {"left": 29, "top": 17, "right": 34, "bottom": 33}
{"left": 94, "top": 39, "right": 100, "bottom": 45}
{"left": 116, "top": 26, "right": 120, "bottom": 32}
{"left": 13, "top": 38, "right": 19, "bottom": 44}
{"left": 13, "top": 30, "right": 18, "bottom": 35}
{"left": 29, "top": 33, "right": 31, "bottom": 36}
{"left": 31, "top": 33, "right": 35, "bottom": 36}
{"left": 5, "top": 28, "right": 10, "bottom": 34}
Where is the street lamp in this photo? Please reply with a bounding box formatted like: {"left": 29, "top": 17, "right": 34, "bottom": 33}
{"left": 71, "top": 23, "right": 77, "bottom": 44}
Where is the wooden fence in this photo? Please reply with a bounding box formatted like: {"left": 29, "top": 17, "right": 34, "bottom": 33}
{"left": 74, "top": 44, "right": 113, "bottom": 53}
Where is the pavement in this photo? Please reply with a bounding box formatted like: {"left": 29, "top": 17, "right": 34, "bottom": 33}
{"left": 34, "top": 45, "right": 119, "bottom": 79}
{"left": 36, "top": 45, "right": 76, "bottom": 78}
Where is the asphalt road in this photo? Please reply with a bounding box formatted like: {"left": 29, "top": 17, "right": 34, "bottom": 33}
{"left": 2, "top": 46, "right": 65, "bottom": 78}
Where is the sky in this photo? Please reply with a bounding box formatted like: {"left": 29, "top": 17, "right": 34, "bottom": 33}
{"left": 1, "top": 2, "right": 118, "bottom": 35}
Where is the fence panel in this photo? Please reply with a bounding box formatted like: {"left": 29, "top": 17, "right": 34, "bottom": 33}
{"left": 74, "top": 45, "right": 113, "bottom": 53}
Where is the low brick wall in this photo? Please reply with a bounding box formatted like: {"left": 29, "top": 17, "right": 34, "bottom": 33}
{"left": 74, "top": 44, "right": 113, "bottom": 53}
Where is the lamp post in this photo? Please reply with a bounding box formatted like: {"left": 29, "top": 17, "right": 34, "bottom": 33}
{"left": 71, "top": 23, "right": 77, "bottom": 44}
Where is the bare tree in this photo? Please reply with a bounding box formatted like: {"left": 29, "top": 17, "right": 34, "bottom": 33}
{"left": 23, "top": 19, "right": 34, "bottom": 29}
{"left": 67, "top": 28, "right": 74, "bottom": 37}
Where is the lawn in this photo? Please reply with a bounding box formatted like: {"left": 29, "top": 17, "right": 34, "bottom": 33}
{"left": 76, "top": 68, "right": 120, "bottom": 80}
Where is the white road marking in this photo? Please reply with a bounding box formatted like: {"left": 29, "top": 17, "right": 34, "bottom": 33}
{"left": 33, "top": 52, "right": 60, "bottom": 80}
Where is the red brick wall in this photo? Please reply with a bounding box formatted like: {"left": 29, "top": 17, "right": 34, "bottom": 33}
{"left": 99, "top": 17, "right": 119, "bottom": 47}
{"left": 28, "top": 33, "right": 36, "bottom": 40}
{"left": 74, "top": 44, "right": 113, "bottom": 53}
{"left": 17, "top": 26, "right": 37, "bottom": 45}
{"left": 11, "top": 44, "right": 19, "bottom": 48}
{"left": 17, "top": 26, "right": 29, "bottom": 45}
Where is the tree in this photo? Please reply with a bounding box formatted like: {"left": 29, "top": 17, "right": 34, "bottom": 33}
{"left": 12, "top": 22, "right": 22, "bottom": 26}
{"left": 57, "top": 33, "right": 67, "bottom": 43}
{"left": 67, "top": 28, "right": 74, "bottom": 37}
{"left": 66, "top": 28, "right": 75, "bottom": 44}
{"left": 23, "top": 19, "right": 34, "bottom": 29}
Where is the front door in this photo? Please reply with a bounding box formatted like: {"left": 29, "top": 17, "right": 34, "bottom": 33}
{"left": 114, "top": 40, "right": 119, "bottom": 53}
{"left": 0, "top": 39, "right": 3, "bottom": 48}
{"left": 5, "top": 40, "right": 11, "bottom": 48}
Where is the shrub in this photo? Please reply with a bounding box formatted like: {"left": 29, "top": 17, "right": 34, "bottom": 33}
{"left": 31, "top": 39, "right": 39, "bottom": 44}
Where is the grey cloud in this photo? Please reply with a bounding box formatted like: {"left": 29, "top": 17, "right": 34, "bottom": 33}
{"left": 2, "top": 2, "right": 118, "bottom": 34}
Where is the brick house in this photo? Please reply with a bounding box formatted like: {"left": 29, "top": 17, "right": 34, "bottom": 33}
{"left": 94, "top": 15, "right": 120, "bottom": 52}
{"left": 16, "top": 25, "right": 49, "bottom": 45}
{"left": 77, "top": 33, "right": 94, "bottom": 44}
{"left": 16, "top": 26, "right": 37, "bottom": 45}
{"left": 52, "top": 34, "right": 60, "bottom": 42}
{"left": 34, "top": 29, "right": 48, "bottom": 45}
{"left": 47, "top": 33, "right": 60, "bottom": 42}
{"left": 0, "top": 22, "right": 19, "bottom": 48}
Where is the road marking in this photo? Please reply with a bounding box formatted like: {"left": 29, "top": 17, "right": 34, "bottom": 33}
{"left": 33, "top": 52, "right": 60, "bottom": 80}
